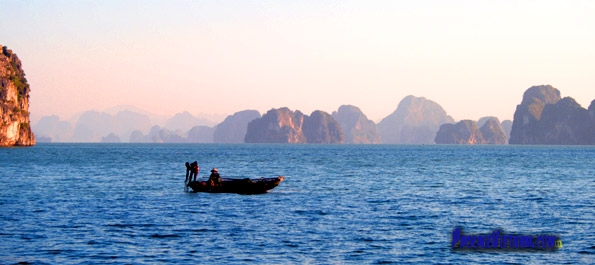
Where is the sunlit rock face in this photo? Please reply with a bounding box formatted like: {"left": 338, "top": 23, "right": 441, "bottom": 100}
{"left": 245, "top": 108, "right": 344, "bottom": 144}
{"left": 245, "top": 107, "right": 307, "bottom": 143}
{"left": 0, "top": 45, "right": 35, "bottom": 147}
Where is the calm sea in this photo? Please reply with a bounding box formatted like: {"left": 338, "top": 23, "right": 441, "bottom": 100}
{"left": 1, "top": 144, "right": 594, "bottom": 264}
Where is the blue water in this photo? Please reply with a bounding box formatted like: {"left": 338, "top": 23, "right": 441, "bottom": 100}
{"left": 1, "top": 144, "right": 594, "bottom": 264}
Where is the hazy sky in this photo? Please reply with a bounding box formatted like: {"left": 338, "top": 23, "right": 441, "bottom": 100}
{"left": 2, "top": 0, "right": 594, "bottom": 123}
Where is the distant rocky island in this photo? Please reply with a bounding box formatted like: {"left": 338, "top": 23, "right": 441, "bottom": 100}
{"left": 244, "top": 108, "right": 344, "bottom": 143}
{"left": 378, "top": 95, "right": 454, "bottom": 144}
{"left": 332, "top": 105, "right": 381, "bottom": 144}
{"left": 509, "top": 85, "right": 595, "bottom": 145}
{"left": 7, "top": 40, "right": 590, "bottom": 146}
{"left": 0, "top": 45, "right": 35, "bottom": 147}
{"left": 34, "top": 110, "right": 217, "bottom": 143}
{"left": 435, "top": 117, "right": 507, "bottom": 144}
{"left": 28, "top": 85, "right": 594, "bottom": 145}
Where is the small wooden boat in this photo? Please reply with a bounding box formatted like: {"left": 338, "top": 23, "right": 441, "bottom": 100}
{"left": 187, "top": 176, "right": 284, "bottom": 194}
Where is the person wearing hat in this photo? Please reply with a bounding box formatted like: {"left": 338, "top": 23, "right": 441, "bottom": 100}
{"left": 209, "top": 168, "right": 221, "bottom": 187}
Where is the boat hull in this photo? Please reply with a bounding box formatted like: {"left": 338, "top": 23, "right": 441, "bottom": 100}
{"left": 188, "top": 176, "right": 284, "bottom": 194}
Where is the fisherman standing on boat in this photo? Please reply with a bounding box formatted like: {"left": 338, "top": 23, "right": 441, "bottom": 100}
{"left": 209, "top": 168, "right": 221, "bottom": 187}
{"left": 185, "top": 161, "right": 200, "bottom": 183}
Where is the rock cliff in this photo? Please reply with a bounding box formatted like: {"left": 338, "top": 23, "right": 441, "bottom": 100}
{"left": 509, "top": 85, "right": 560, "bottom": 144}
{"left": 479, "top": 117, "right": 507, "bottom": 144}
{"left": 213, "top": 110, "right": 260, "bottom": 143}
{"left": 538, "top": 97, "right": 590, "bottom": 144}
{"left": 0, "top": 45, "right": 35, "bottom": 146}
{"left": 332, "top": 105, "right": 381, "bottom": 144}
{"left": 377, "top": 95, "right": 453, "bottom": 144}
{"left": 434, "top": 120, "right": 485, "bottom": 144}
{"left": 245, "top": 108, "right": 344, "bottom": 143}
{"left": 245, "top": 108, "right": 306, "bottom": 143}
{"left": 303, "top": 110, "right": 344, "bottom": 144}
{"left": 435, "top": 117, "right": 507, "bottom": 145}
{"left": 509, "top": 85, "right": 594, "bottom": 145}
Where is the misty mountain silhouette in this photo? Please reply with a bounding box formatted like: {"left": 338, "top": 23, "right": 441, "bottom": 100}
{"left": 31, "top": 86, "right": 595, "bottom": 144}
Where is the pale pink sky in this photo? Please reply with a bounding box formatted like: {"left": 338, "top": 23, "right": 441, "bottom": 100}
{"left": 2, "top": 0, "right": 594, "bottom": 124}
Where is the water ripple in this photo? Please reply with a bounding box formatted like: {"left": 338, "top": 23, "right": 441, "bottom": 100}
{"left": 1, "top": 144, "right": 594, "bottom": 264}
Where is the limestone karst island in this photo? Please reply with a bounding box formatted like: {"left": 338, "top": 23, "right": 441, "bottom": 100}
{"left": 3, "top": 44, "right": 594, "bottom": 146}
{"left": 0, "top": 45, "right": 35, "bottom": 147}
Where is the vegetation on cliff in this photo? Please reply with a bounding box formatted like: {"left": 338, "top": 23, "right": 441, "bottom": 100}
{"left": 0, "top": 45, "right": 35, "bottom": 146}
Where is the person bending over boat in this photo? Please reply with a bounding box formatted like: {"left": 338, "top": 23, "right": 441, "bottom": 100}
{"left": 209, "top": 168, "right": 222, "bottom": 187}
{"left": 185, "top": 161, "right": 200, "bottom": 183}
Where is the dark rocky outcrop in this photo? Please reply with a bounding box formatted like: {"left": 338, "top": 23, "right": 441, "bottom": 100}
{"left": 435, "top": 120, "right": 485, "bottom": 144}
{"left": 538, "top": 97, "right": 590, "bottom": 145}
{"left": 332, "top": 105, "right": 381, "bottom": 144}
{"left": 435, "top": 117, "right": 507, "bottom": 145}
{"left": 0, "top": 45, "right": 35, "bottom": 146}
{"left": 214, "top": 110, "right": 260, "bottom": 143}
{"left": 509, "top": 85, "right": 594, "bottom": 145}
{"left": 509, "top": 85, "right": 561, "bottom": 144}
{"left": 245, "top": 108, "right": 343, "bottom": 143}
{"left": 303, "top": 110, "right": 344, "bottom": 144}
{"left": 377, "top": 95, "right": 453, "bottom": 144}
{"left": 479, "top": 117, "right": 507, "bottom": 144}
